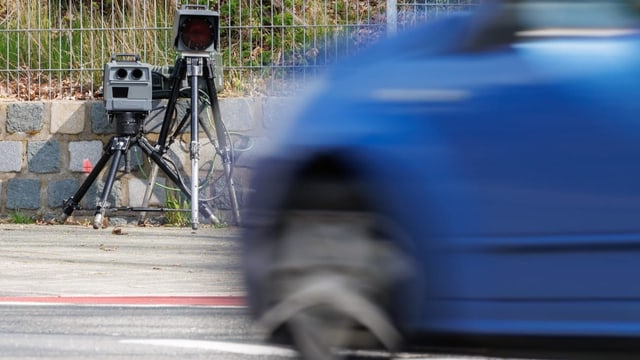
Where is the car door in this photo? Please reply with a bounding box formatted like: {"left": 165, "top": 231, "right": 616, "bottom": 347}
{"left": 412, "top": 3, "right": 640, "bottom": 336}
{"left": 284, "top": 1, "right": 640, "bottom": 338}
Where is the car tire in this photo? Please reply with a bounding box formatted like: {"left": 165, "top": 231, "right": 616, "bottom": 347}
{"left": 258, "top": 207, "right": 408, "bottom": 359}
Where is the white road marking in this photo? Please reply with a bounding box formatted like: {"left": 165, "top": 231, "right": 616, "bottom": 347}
{"left": 120, "top": 339, "right": 298, "bottom": 357}
{"left": 120, "top": 339, "right": 512, "bottom": 359}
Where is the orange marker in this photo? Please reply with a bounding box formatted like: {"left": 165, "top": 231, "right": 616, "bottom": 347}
{"left": 82, "top": 159, "right": 93, "bottom": 174}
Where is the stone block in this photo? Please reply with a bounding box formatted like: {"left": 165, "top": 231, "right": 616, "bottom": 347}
{"left": 27, "top": 140, "right": 60, "bottom": 173}
{"left": 7, "top": 102, "right": 44, "bottom": 134}
{"left": 207, "top": 169, "right": 246, "bottom": 211}
{"left": 128, "top": 176, "right": 167, "bottom": 207}
{"left": 86, "top": 180, "right": 122, "bottom": 209}
{"left": 165, "top": 145, "right": 188, "bottom": 172}
{"left": 144, "top": 99, "right": 187, "bottom": 134}
{"left": 118, "top": 145, "right": 144, "bottom": 172}
{"left": 220, "top": 98, "right": 255, "bottom": 131}
{"left": 136, "top": 98, "right": 251, "bottom": 136}
{"left": 50, "top": 101, "right": 85, "bottom": 134}
{"left": 231, "top": 136, "right": 271, "bottom": 168}
{"left": 163, "top": 140, "right": 223, "bottom": 175}
{"left": 48, "top": 179, "right": 79, "bottom": 208}
{"left": 90, "top": 102, "right": 116, "bottom": 134}
{"left": 6, "top": 179, "right": 40, "bottom": 209}
{"left": 0, "top": 141, "right": 23, "bottom": 172}
{"left": 0, "top": 103, "right": 6, "bottom": 136}
{"left": 69, "top": 140, "right": 104, "bottom": 172}
{"left": 263, "top": 96, "right": 299, "bottom": 130}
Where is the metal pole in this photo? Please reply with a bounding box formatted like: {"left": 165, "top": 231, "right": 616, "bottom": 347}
{"left": 387, "top": 0, "right": 398, "bottom": 36}
{"left": 187, "top": 57, "right": 203, "bottom": 230}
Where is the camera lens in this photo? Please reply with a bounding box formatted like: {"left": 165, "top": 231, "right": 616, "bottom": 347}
{"left": 116, "top": 68, "right": 128, "bottom": 79}
{"left": 131, "top": 68, "right": 144, "bottom": 80}
{"left": 180, "top": 17, "right": 215, "bottom": 51}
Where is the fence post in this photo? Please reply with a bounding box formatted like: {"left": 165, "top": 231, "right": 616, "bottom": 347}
{"left": 387, "top": 0, "right": 398, "bottom": 36}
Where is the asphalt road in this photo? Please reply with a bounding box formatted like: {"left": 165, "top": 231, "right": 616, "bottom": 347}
{"left": 0, "top": 304, "right": 291, "bottom": 359}
{"left": 0, "top": 224, "right": 534, "bottom": 360}
{"left": 0, "top": 224, "right": 244, "bottom": 297}
{"left": 0, "top": 303, "right": 524, "bottom": 360}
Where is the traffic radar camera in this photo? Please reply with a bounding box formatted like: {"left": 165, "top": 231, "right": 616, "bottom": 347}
{"left": 103, "top": 53, "right": 153, "bottom": 136}
{"left": 172, "top": 4, "right": 220, "bottom": 55}
{"left": 103, "top": 53, "right": 153, "bottom": 113}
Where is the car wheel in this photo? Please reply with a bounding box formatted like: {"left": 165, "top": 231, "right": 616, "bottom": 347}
{"left": 258, "top": 208, "right": 409, "bottom": 359}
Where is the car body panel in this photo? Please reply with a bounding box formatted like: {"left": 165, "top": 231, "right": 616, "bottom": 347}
{"left": 243, "top": 0, "right": 640, "bottom": 346}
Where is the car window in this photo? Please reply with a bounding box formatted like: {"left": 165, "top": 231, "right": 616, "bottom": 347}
{"left": 512, "top": 1, "right": 640, "bottom": 29}
{"left": 461, "top": 1, "right": 640, "bottom": 52}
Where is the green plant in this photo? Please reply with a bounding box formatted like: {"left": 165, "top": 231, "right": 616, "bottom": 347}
{"left": 164, "top": 190, "right": 190, "bottom": 227}
{"left": 8, "top": 209, "right": 34, "bottom": 224}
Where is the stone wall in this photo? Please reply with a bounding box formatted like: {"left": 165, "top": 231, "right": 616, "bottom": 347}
{"left": 0, "top": 97, "right": 293, "bottom": 224}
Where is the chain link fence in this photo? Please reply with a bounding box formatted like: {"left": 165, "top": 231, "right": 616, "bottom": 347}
{"left": 0, "top": 0, "right": 478, "bottom": 100}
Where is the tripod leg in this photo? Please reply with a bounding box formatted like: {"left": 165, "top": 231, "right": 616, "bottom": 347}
{"left": 93, "top": 147, "right": 125, "bottom": 229}
{"left": 204, "top": 59, "right": 241, "bottom": 225}
{"left": 61, "top": 138, "right": 118, "bottom": 223}
{"left": 137, "top": 136, "right": 220, "bottom": 225}
{"left": 157, "top": 57, "right": 187, "bottom": 150}
{"left": 137, "top": 162, "right": 160, "bottom": 225}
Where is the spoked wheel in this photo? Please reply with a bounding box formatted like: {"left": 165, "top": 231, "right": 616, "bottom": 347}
{"left": 258, "top": 210, "right": 410, "bottom": 360}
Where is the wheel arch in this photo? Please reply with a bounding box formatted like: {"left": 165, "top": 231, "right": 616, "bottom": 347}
{"left": 280, "top": 151, "right": 425, "bottom": 321}
{"left": 280, "top": 152, "right": 369, "bottom": 212}
{"left": 244, "top": 150, "right": 427, "bottom": 328}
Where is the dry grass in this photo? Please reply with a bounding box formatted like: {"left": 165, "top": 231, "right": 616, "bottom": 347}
{"left": 0, "top": 0, "right": 396, "bottom": 99}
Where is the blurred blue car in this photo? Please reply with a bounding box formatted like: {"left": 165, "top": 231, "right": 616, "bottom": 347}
{"left": 243, "top": 1, "right": 640, "bottom": 358}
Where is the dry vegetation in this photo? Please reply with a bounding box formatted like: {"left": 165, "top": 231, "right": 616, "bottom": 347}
{"left": 0, "top": 0, "right": 391, "bottom": 99}
{"left": 0, "top": 0, "right": 475, "bottom": 99}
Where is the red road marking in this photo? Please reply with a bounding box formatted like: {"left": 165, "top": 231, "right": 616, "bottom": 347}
{"left": 0, "top": 296, "right": 245, "bottom": 306}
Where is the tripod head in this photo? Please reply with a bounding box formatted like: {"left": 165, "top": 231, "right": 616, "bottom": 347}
{"left": 151, "top": 50, "right": 224, "bottom": 99}
{"left": 113, "top": 112, "right": 147, "bottom": 136}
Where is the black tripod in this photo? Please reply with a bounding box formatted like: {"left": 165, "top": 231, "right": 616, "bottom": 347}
{"left": 61, "top": 55, "right": 240, "bottom": 230}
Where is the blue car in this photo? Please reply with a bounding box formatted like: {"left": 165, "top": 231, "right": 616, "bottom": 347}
{"left": 243, "top": 1, "right": 640, "bottom": 358}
